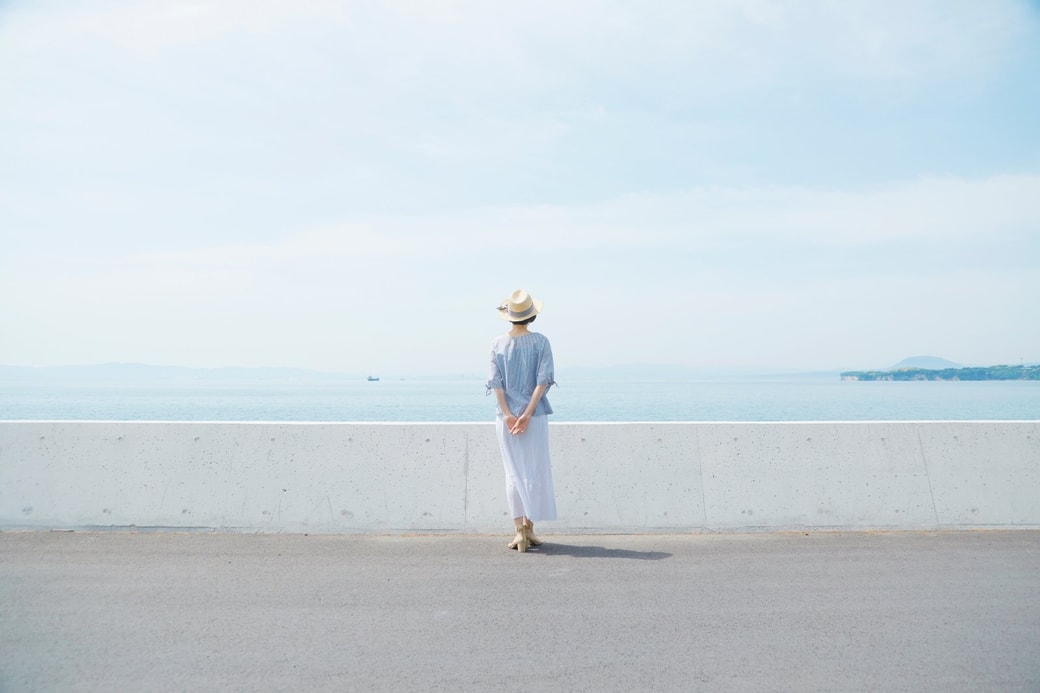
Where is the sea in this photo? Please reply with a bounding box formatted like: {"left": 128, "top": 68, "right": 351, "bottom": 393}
{"left": 1, "top": 374, "right": 1038, "bottom": 422}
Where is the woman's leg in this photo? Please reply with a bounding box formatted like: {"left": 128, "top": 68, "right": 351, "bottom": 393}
{"left": 511, "top": 515, "right": 529, "bottom": 552}
{"left": 524, "top": 518, "right": 542, "bottom": 546}
{"left": 498, "top": 416, "right": 529, "bottom": 550}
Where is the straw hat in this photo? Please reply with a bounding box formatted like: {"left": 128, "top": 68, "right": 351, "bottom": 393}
{"left": 497, "top": 289, "right": 543, "bottom": 322}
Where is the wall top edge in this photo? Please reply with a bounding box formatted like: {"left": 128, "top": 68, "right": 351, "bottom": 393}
{"left": 1, "top": 419, "right": 1037, "bottom": 426}
{"left": 0, "top": 420, "right": 492, "bottom": 425}
{"left": 555, "top": 419, "right": 1040, "bottom": 425}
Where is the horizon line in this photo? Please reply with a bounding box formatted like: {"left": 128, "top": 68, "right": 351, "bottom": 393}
{"left": 2, "top": 360, "right": 1037, "bottom": 378}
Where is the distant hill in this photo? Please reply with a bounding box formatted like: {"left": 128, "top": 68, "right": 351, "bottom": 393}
{"left": 889, "top": 356, "right": 961, "bottom": 370}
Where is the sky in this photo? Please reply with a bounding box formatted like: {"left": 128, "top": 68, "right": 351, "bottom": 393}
{"left": 1, "top": 0, "right": 1039, "bottom": 376}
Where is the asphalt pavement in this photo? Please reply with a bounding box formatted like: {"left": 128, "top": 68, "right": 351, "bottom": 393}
{"left": 1, "top": 530, "right": 1038, "bottom": 692}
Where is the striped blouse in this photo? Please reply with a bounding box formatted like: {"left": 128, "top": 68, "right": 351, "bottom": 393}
{"left": 486, "top": 332, "right": 556, "bottom": 417}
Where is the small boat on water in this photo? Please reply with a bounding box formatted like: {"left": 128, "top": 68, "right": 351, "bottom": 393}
{"left": 367, "top": 376, "right": 380, "bottom": 382}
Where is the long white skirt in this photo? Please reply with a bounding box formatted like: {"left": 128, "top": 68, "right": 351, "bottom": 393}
{"left": 495, "top": 414, "right": 558, "bottom": 522}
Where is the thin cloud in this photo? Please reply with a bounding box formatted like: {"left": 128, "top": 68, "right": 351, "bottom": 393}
{"left": 7, "top": 0, "right": 1027, "bottom": 83}
{"left": 70, "top": 0, "right": 346, "bottom": 54}
{"left": 418, "top": 174, "right": 1040, "bottom": 251}
{"left": 120, "top": 224, "right": 415, "bottom": 269}
{"left": 100, "top": 173, "right": 1040, "bottom": 271}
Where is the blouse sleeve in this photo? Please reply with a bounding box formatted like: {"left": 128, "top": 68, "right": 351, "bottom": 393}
{"left": 486, "top": 346, "right": 503, "bottom": 394}
{"left": 536, "top": 338, "right": 556, "bottom": 389}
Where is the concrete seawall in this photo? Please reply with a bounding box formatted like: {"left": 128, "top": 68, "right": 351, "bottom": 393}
{"left": 1, "top": 421, "right": 1037, "bottom": 532}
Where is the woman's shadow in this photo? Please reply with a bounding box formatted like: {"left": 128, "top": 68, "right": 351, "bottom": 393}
{"left": 529, "top": 542, "right": 672, "bottom": 561}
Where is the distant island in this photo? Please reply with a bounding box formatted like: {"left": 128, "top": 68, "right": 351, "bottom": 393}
{"left": 841, "top": 365, "right": 1039, "bottom": 381}
{"left": 887, "top": 355, "right": 961, "bottom": 370}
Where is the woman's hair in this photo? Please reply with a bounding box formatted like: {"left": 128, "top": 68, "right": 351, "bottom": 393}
{"left": 511, "top": 315, "right": 537, "bottom": 326}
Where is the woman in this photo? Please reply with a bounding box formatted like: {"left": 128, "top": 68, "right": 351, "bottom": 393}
{"left": 487, "top": 289, "right": 558, "bottom": 552}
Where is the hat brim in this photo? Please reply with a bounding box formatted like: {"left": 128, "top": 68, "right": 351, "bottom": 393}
{"left": 498, "top": 298, "right": 543, "bottom": 322}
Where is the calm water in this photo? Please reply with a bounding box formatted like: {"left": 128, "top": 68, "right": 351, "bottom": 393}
{"left": 1, "top": 376, "right": 1038, "bottom": 421}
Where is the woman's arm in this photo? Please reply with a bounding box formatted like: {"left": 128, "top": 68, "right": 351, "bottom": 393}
{"left": 494, "top": 388, "right": 519, "bottom": 432}
{"left": 510, "top": 383, "right": 547, "bottom": 435}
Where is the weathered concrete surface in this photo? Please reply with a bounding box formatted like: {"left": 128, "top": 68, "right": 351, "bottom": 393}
{"left": 2, "top": 421, "right": 1039, "bottom": 532}
{"left": 1, "top": 530, "right": 1038, "bottom": 692}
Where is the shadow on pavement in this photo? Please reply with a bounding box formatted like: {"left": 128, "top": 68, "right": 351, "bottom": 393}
{"left": 532, "top": 543, "right": 672, "bottom": 560}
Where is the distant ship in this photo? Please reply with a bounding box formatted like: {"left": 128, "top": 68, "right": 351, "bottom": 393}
{"left": 367, "top": 376, "right": 380, "bottom": 382}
